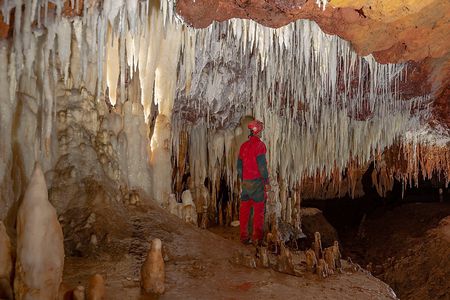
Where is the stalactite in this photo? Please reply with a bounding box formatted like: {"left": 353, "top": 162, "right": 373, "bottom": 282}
{"left": 105, "top": 27, "right": 119, "bottom": 106}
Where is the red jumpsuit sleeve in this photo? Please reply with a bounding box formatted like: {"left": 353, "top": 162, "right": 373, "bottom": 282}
{"left": 255, "top": 142, "right": 269, "bottom": 184}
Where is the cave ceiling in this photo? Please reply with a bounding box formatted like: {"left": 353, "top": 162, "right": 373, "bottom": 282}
{"left": 176, "top": 0, "right": 450, "bottom": 128}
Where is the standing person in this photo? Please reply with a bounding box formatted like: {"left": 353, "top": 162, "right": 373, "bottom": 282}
{"left": 237, "top": 119, "right": 270, "bottom": 245}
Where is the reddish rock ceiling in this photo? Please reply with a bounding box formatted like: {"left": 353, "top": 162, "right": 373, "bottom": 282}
{"left": 176, "top": 0, "right": 449, "bottom": 63}
{"left": 0, "top": 0, "right": 83, "bottom": 39}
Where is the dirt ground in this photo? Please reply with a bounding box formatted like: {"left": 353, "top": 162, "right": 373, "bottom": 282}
{"left": 61, "top": 201, "right": 398, "bottom": 300}
{"left": 340, "top": 202, "right": 450, "bottom": 300}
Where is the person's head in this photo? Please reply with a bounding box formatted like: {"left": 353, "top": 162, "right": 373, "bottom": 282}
{"left": 248, "top": 119, "right": 264, "bottom": 137}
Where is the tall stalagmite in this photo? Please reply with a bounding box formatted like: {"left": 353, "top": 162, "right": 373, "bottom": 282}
{"left": 14, "top": 163, "right": 64, "bottom": 300}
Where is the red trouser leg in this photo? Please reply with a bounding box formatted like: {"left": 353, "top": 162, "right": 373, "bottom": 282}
{"left": 252, "top": 201, "right": 265, "bottom": 242}
{"left": 239, "top": 200, "right": 252, "bottom": 242}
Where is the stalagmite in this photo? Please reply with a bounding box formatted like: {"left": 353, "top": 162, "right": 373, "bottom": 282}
{"left": 14, "top": 163, "right": 64, "bottom": 300}
{"left": 181, "top": 189, "right": 198, "bottom": 226}
{"left": 267, "top": 214, "right": 281, "bottom": 253}
{"left": 277, "top": 243, "right": 295, "bottom": 275}
{"left": 332, "top": 241, "right": 342, "bottom": 269}
{"left": 86, "top": 274, "right": 105, "bottom": 300}
{"left": 0, "top": 221, "right": 13, "bottom": 299}
{"left": 141, "top": 238, "right": 165, "bottom": 295}
{"left": 317, "top": 259, "right": 331, "bottom": 279}
{"left": 257, "top": 246, "right": 270, "bottom": 268}
{"left": 305, "top": 249, "right": 318, "bottom": 272}
{"left": 200, "top": 203, "right": 209, "bottom": 229}
{"left": 324, "top": 247, "right": 336, "bottom": 273}
{"left": 168, "top": 194, "right": 181, "bottom": 218}
{"left": 314, "top": 232, "right": 323, "bottom": 260}
{"left": 73, "top": 286, "right": 86, "bottom": 300}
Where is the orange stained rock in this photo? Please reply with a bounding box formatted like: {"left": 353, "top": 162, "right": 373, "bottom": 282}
{"left": 0, "top": 12, "right": 11, "bottom": 39}
{"left": 48, "top": 0, "right": 84, "bottom": 17}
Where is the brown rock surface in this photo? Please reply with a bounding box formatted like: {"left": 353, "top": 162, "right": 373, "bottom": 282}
{"left": 341, "top": 203, "right": 450, "bottom": 300}
{"left": 301, "top": 207, "right": 339, "bottom": 248}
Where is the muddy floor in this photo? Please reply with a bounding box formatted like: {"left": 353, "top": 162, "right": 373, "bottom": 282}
{"left": 338, "top": 202, "right": 450, "bottom": 300}
{"left": 61, "top": 201, "right": 397, "bottom": 300}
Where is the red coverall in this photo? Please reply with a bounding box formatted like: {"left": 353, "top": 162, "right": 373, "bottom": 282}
{"left": 237, "top": 135, "right": 269, "bottom": 243}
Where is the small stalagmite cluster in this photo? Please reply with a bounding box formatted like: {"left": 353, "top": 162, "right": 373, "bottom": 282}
{"left": 233, "top": 227, "right": 345, "bottom": 280}
{"left": 306, "top": 233, "right": 342, "bottom": 279}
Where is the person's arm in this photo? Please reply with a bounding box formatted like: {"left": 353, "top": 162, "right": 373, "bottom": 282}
{"left": 256, "top": 143, "right": 269, "bottom": 185}
{"left": 256, "top": 154, "right": 269, "bottom": 185}
{"left": 237, "top": 157, "right": 243, "bottom": 181}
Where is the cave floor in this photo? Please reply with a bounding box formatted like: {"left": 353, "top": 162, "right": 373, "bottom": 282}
{"left": 61, "top": 201, "right": 397, "bottom": 300}
{"left": 338, "top": 202, "right": 450, "bottom": 300}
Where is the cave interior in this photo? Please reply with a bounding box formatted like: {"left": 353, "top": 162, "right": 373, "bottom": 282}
{"left": 0, "top": 0, "right": 449, "bottom": 299}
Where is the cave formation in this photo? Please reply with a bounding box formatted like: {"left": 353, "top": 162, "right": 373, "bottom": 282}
{"left": 0, "top": 0, "right": 449, "bottom": 299}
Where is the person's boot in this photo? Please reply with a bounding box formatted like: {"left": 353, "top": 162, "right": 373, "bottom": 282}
{"left": 241, "top": 238, "right": 252, "bottom": 245}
